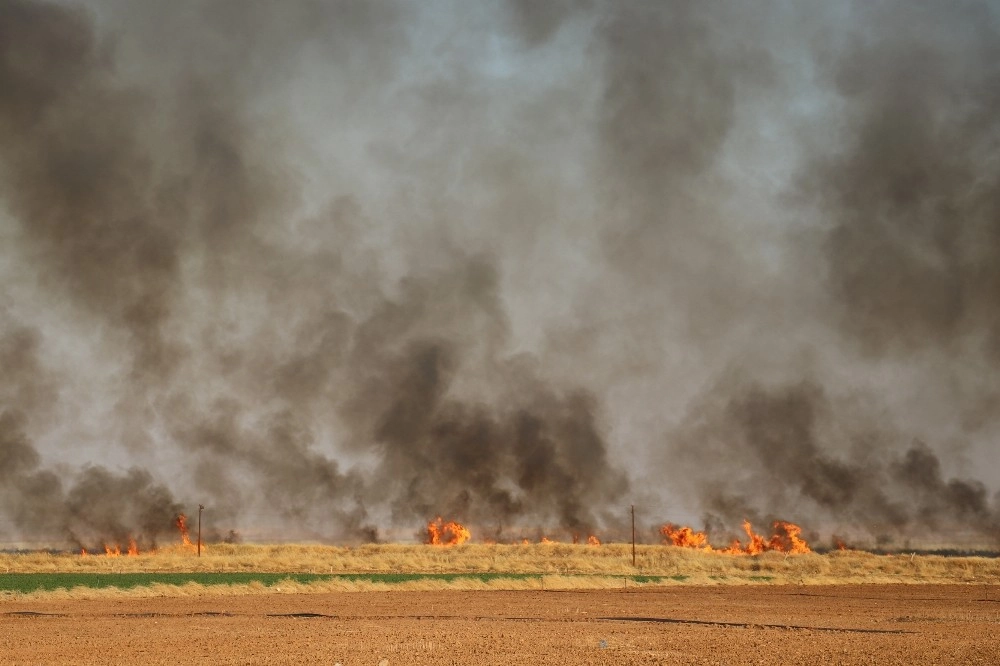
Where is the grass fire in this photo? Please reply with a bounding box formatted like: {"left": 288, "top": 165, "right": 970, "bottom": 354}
{"left": 660, "top": 520, "right": 812, "bottom": 555}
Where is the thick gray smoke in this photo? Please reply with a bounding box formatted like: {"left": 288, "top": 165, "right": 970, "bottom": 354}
{"left": 670, "top": 376, "right": 999, "bottom": 547}
{"left": 1, "top": 0, "right": 997, "bottom": 548}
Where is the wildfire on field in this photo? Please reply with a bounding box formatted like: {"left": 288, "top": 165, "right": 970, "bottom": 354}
{"left": 175, "top": 513, "right": 204, "bottom": 553}
{"left": 96, "top": 538, "right": 140, "bottom": 557}
{"left": 80, "top": 512, "right": 203, "bottom": 557}
{"left": 426, "top": 517, "right": 471, "bottom": 546}
{"left": 661, "top": 519, "right": 812, "bottom": 554}
{"left": 571, "top": 534, "right": 602, "bottom": 545}
{"left": 660, "top": 524, "right": 710, "bottom": 548}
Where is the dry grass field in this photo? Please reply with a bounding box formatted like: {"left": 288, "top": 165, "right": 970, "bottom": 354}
{"left": 2, "top": 543, "right": 998, "bottom": 600}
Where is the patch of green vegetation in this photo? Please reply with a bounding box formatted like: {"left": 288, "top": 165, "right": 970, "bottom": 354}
{"left": 747, "top": 575, "right": 774, "bottom": 582}
{"left": 628, "top": 575, "right": 688, "bottom": 583}
{"left": 332, "top": 572, "right": 541, "bottom": 584}
{"left": 0, "top": 572, "right": 544, "bottom": 594}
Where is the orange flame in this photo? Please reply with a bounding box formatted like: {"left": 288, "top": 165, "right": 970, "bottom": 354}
{"left": 587, "top": 535, "right": 601, "bottom": 546}
{"left": 176, "top": 514, "right": 193, "bottom": 547}
{"left": 661, "top": 520, "right": 811, "bottom": 555}
{"left": 83, "top": 513, "right": 204, "bottom": 558}
{"left": 740, "top": 519, "right": 769, "bottom": 555}
{"left": 540, "top": 536, "right": 555, "bottom": 544}
{"left": 174, "top": 513, "right": 203, "bottom": 552}
{"left": 660, "top": 523, "right": 710, "bottom": 548}
{"left": 426, "top": 517, "right": 471, "bottom": 546}
{"left": 771, "top": 520, "right": 811, "bottom": 554}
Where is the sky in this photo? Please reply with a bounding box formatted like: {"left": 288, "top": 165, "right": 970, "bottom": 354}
{"left": 1, "top": 0, "right": 998, "bottom": 548}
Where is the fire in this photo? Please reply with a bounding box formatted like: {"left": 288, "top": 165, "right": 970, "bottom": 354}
{"left": 587, "top": 535, "right": 601, "bottom": 546}
{"left": 100, "top": 539, "right": 139, "bottom": 557}
{"left": 738, "top": 519, "right": 770, "bottom": 555}
{"left": 540, "top": 536, "right": 555, "bottom": 544}
{"left": 176, "top": 514, "right": 193, "bottom": 548}
{"left": 175, "top": 513, "right": 203, "bottom": 552}
{"left": 426, "top": 517, "right": 471, "bottom": 546}
{"left": 79, "top": 513, "right": 204, "bottom": 558}
{"left": 660, "top": 523, "right": 710, "bottom": 548}
{"left": 660, "top": 520, "right": 812, "bottom": 555}
{"left": 771, "top": 520, "right": 811, "bottom": 554}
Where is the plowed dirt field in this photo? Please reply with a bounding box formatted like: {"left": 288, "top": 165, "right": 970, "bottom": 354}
{"left": 2, "top": 584, "right": 997, "bottom": 665}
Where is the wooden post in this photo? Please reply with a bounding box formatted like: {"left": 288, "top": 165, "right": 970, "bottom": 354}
{"left": 198, "top": 504, "right": 204, "bottom": 557}
{"left": 631, "top": 504, "right": 636, "bottom": 567}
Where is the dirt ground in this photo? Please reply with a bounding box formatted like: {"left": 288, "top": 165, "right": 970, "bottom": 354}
{"left": 2, "top": 584, "right": 998, "bottom": 665}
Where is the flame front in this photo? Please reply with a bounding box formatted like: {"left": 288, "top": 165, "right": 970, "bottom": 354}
{"left": 772, "top": 520, "right": 811, "bottom": 554}
{"left": 587, "top": 535, "right": 601, "bottom": 546}
{"left": 426, "top": 517, "right": 471, "bottom": 546}
{"left": 660, "top": 524, "right": 709, "bottom": 548}
{"left": 174, "top": 513, "right": 203, "bottom": 552}
{"left": 80, "top": 513, "right": 204, "bottom": 558}
{"left": 176, "top": 514, "right": 193, "bottom": 548}
{"left": 661, "top": 520, "right": 812, "bottom": 555}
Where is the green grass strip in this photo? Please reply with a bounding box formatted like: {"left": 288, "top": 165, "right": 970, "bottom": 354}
{"left": 0, "top": 572, "right": 689, "bottom": 594}
{"left": 0, "top": 572, "right": 538, "bottom": 593}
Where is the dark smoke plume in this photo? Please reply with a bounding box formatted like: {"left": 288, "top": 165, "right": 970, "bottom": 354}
{"left": 802, "top": 2, "right": 1000, "bottom": 361}
{"left": 1, "top": 0, "right": 998, "bottom": 548}
{"left": 0, "top": 408, "right": 184, "bottom": 549}
{"left": 669, "top": 377, "right": 999, "bottom": 544}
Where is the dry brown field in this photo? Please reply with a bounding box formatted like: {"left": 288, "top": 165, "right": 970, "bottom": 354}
{"left": 3, "top": 585, "right": 999, "bottom": 665}
{"left": 2, "top": 545, "right": 999, "bottom": 664}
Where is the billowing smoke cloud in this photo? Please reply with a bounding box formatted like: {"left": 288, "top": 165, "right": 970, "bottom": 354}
{"left": 669, "top": 376, "right": 998, "bottom": 545}
{"left": 1, "top": 0, "right": 998, "bottom": 548}
{"left": 805, "top": 2, "right": 1000, "bottom": 361}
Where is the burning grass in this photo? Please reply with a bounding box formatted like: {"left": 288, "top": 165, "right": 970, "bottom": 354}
{"left": 0, "top": 543, "right": 998, "bottom": 600}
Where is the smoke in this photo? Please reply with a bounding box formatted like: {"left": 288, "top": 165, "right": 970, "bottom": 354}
{"left": 669, "top": 376, "right": 998, "bottom": 544}
{"left": 0, "top": 0, "right": 998, "bottom": 548}
{"left": 0, "top": 407, "right": 185, "bottom": 549}
{"left": 804, "top": 3, "right": 1000, "bottom": 361}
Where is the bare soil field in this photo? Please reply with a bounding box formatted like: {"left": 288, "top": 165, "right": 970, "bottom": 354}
{"left": 2, "top": 584, "right": 997, "bottom": 665}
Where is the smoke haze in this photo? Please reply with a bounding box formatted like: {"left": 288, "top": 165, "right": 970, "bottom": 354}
{"left": 1, "top": 0, "right": 998, "bottom": 547}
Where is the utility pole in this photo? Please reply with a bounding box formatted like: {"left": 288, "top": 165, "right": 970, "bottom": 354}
{"left": 198, "top": 504, "right": 204, "bottom": 557}
{"left": 631, "top": 504, "right": 636, "bottom": 567}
